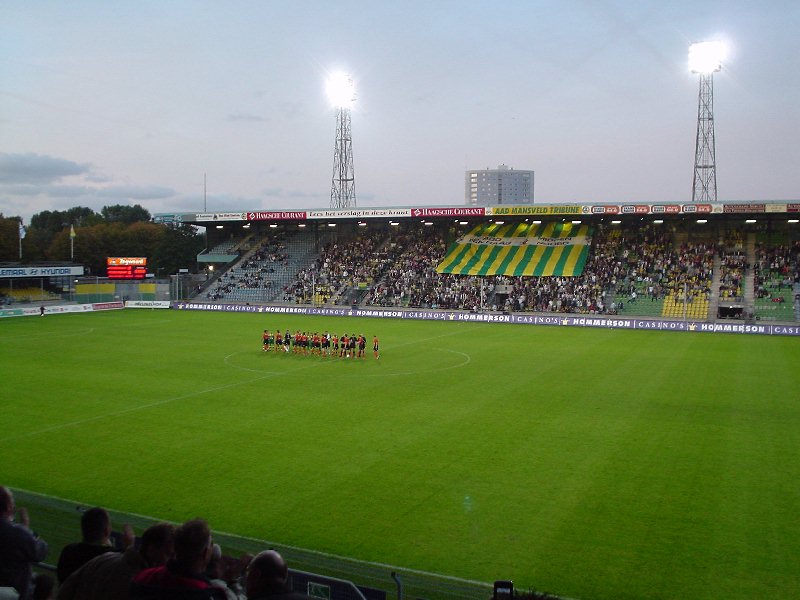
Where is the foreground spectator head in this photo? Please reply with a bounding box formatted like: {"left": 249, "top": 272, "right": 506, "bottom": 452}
{"left": 0, "top": 487, "right": 13, "bottom": 520}
{"left": 245, "top": 550, "right": 288, "bottom": 598}
{"left": 80, "top": 508, "right": 111, "bottom": 544}
{"left": 174, "top": 518, "right": 213, "bottom": 572}
{"left": 57, "top": 507, "right": 114, "bottom": 583}
{"left": 140, "top": 523, "right": 176, "bottom": 567}
{"left": 129, "top": 519, "right": 223, "bottom": 600}
{"left": 54, "top": 523, "right": 176, "bottom": 600}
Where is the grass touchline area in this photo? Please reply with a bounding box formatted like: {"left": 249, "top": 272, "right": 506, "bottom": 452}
{"left": 1, "top": 309, "right": 799, "bottom": 600}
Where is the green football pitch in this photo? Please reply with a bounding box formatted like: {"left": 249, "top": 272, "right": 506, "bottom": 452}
{"left": 1, "top": 309, "right": 799, "bottom": 600}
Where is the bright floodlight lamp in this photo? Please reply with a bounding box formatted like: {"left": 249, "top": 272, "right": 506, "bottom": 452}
{"left": 328, "top": 71, "right": 356, "bottom": 208}
{"left": 689, "top": 40, "right": 727, "bottom": 204}
{"left": 326, "top": 72, "right": 355, "bottom": 108}
{"left": 688, "top": 41, "right": 726, "bottom": 74}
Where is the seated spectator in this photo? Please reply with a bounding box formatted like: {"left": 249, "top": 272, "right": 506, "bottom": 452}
{"left": 31, "top": 575, "right": 54, "bottom": 600}
{"left": 205, "top": 544, "right": 250, "bottom": 600}
{"left": 57, "top": 507, "right": 133, "bottom": 583}
{"left": 0, "top": 486, "right": 49, "bottom": 600}
{"left": 130, "top": 518, "right": 227, "bottom": 600}
{"left": 244, "top": 550, "right": 312, "bottom": 600}
{"left": 57, "top": 522, "right": 175, "bottom": 600}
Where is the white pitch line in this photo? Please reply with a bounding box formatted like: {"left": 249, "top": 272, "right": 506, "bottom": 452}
{"left": 0, "top": 374, "right": 275, "bottom": 444}
{"left": 223, "top": 350, "right": 283, "bottom": 374}
{"left": 0, "top": 327, "right": 96, "bottom": 341}
{"left": 365, "top": 348, "right": 471, "bottom": 377}
{"left": 2, "top": 323, "right": 486, "bottom": 444}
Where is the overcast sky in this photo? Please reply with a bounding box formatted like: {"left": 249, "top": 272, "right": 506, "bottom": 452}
{"left": 2, "top": 1, "right": 799, "bottom": 223}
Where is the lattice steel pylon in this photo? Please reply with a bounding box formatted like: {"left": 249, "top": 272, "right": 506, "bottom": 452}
{"left": 692, "top": 72, "right": 717, "bottom": 203}
{"left": 689, "top": 41, "right": 725, "bottom": 204}
{"left": 330, "top": 106, "right": 356, "bottom": 209}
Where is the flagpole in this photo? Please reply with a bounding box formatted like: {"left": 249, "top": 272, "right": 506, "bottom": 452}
{"left": 18, "top": 218, "right": 23, "bottom": 260}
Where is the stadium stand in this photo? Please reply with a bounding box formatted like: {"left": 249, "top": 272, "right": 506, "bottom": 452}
{"left": 204, "top": 231, "right": 325, "bottom": 304}
{"left": 753, "top": 240, "right": 800, "bottom": 321}
{"left": 0, "top": 287, "right": 61, "bottom": 304}
{"left": 195, "top": 220, "right": 799, "bottom": 324}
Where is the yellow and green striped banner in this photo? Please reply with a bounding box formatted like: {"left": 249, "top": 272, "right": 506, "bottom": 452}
{"left": 436, "top": 222, "right": 592, "bottom": 276}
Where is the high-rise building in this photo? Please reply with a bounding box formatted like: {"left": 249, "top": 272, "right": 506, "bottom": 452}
{"left": 465, "top": 165, "right": 534, "bottom": 206}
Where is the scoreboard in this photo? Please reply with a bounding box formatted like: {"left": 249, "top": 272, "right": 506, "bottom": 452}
{"left": 107, "top": 257, "right": 148, "bottom": 280}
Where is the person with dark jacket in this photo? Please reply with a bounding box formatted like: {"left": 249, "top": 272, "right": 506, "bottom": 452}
{"left": 57, "top": 522, "right": 175, "bottom": 600}
{"left": 130, "top": 519, "right": 226, "bottom": 600}
{"left": 56, "top": 507, "right": 134, "bottom": 584}
{"left": 0, "top": 487, "right": 49, "bottom": 600}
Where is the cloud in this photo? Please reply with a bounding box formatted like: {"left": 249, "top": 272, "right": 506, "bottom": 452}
{"left": 168, "top": 193, "right": 260, "bottom": 213}
{"left": 0, "top": 153, "right": 90, "bottom": 184}
{"left": 278, "top": 102, "right": 305, "bottom": 119}
{"left": 226, "top": 112, "right": 268, "bottom": 122}
{"left": 287, "top": 190, "right": 327, "bottom": 200}
{"left": 0, "top": 184, "right": 45, "bottom": 196}
{"left": 85, "top": 173, "right": 114, "bottom": 183}
{"left": 262, "top": 187, "right": 326, "bottom": 201}
{"left": 96, "top": 185, "right": 176, "bottom": 200}
{"left": 46, "top": 185, "right": 95, "bottom": 198}
{"left": 354, "top": 192, "right": 376, "bottom": 203}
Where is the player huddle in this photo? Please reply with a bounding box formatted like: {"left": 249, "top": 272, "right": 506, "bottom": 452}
{"left": 262, "top": 329, "right": 379, "bottom": 359}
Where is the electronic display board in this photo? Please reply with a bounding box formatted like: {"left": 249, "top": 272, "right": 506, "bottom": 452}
{"left": 107, "top": 257, "right": 148, "bottom": 279}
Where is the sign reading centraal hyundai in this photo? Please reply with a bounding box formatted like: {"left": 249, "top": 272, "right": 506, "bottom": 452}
{"left": 0, "top": 266, "right": 85, "bottom": 278}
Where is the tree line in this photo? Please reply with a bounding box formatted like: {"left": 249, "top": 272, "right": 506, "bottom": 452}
{"left": 0, "top": 204, "right": 204, "bottom": 277}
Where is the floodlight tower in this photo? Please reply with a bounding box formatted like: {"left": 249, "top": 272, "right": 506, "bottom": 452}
{"left": 689, "top": 41, "right": 726, "bottom": 203}
{"left": 327, "top": 72, "right": 356, "bottom": 209}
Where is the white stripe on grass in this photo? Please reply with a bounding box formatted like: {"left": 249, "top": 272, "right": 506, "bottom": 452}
{"left": 0, "top": 323, "right": 485, "bottom": 443}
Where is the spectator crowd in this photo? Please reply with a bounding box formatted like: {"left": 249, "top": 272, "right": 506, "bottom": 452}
{"left": 196, "top": 222, "right": 799, "bottom": 319}
{"left": 0, "top": 486, "right": 315, "bottom": 600}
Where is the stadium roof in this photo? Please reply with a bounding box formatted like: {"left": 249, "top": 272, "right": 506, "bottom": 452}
{"left": 153, "top": 200, "right": 800, "bottom": 225}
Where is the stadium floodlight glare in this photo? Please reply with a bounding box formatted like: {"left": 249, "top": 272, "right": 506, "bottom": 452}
{"left": 788, "top": 219, "right": 799, "bottom": 224}
{"left": 689, "top": 41, "right": 726, "bottom": 74}
{"left": 690, "top": 39, "right": 728, "bottom": 204}
{"left": 326, "top": 72, "right": 356, "bottom": 108}
{"left": 328, "top": 70, "right": 357, "bottom": 209}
